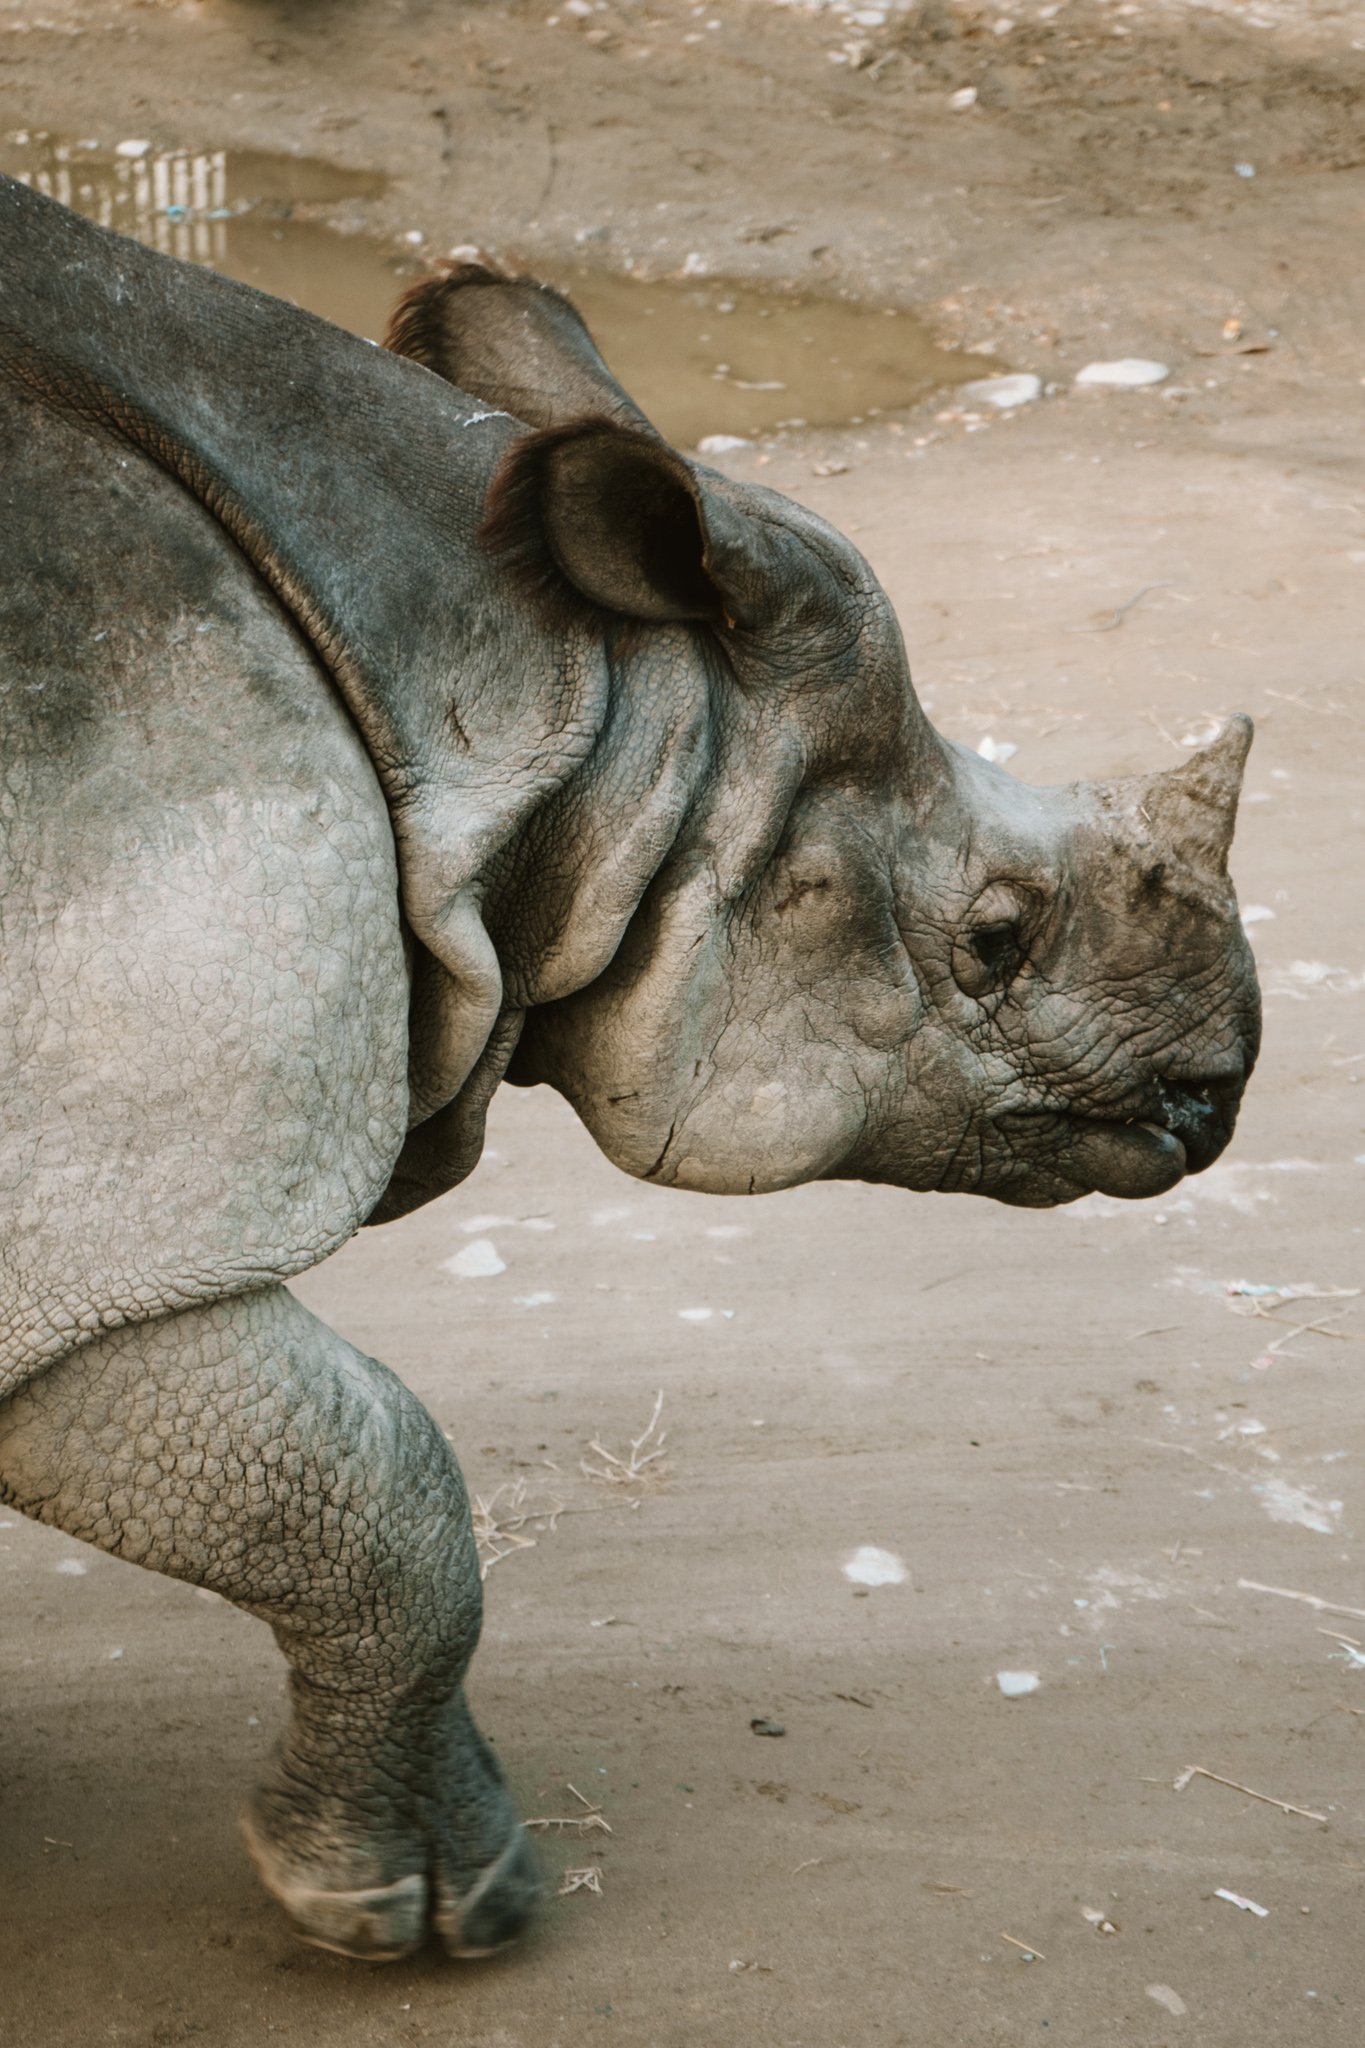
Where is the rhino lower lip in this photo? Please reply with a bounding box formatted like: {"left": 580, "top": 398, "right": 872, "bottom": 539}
{"left": 1064, "top": 1116, "right": 1188, "bottom": 1200}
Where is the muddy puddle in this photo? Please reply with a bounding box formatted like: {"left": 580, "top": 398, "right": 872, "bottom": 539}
{"left": 2, "top": 135, "right": 992, "bottom": 445}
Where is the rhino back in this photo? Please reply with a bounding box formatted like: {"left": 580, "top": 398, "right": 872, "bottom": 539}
{"left": 0, "top": 380, "right": 411, "bottom": 1394}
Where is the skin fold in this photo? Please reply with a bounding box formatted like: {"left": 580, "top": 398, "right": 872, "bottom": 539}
{"left": 0, "top": 178, "right": 1259, "bottom": 1962}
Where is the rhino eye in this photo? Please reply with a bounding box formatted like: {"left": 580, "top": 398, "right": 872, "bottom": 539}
{"left": 953, "top": 919, "right": 1025, "bottom": 999}
{"left": 971, "top": 920, "right": 1023, "bottom": 977}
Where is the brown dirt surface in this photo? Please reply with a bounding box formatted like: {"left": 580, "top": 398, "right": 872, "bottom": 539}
{"left": 3, "top": 3, "right": 1364, "bottom": 2044}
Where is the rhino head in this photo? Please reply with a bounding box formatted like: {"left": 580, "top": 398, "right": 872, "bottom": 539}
{"left": 386, "top": 268, "right": 1259, "bottom": 1211}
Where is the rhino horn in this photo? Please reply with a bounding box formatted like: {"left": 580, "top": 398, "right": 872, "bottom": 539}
{"left": 1142, "top": 713, "right": 1253, "bottom": 876}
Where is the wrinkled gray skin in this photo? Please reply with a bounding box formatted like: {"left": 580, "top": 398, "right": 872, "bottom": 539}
{"left": 0, "top": 176, "right": 1259, "bottom": 1964}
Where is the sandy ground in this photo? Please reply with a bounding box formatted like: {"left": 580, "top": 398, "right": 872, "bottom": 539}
{"left": 3, "top": 2, "right": 1365, "bottom": 2043}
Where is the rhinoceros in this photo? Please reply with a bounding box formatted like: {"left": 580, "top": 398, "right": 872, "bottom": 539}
{"left": 0, "top": 172, "right": 1259, "bottom": 1963}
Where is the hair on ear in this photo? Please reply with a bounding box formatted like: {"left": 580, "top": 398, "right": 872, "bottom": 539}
{"left": 478, "top": 419, "right": 619, "bottom": 635}
{"left": 383, "top": 262, "right": 514, "bottom": 375}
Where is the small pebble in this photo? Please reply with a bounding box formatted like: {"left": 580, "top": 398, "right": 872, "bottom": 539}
{"left": 1075, "top": 358, "right": 1170, "bottom": 388}
{"left": 443, "top": 1239, "right": 506, "bottom": 1279}
{"left": 844, "top": 1545, "right": 908, "bottom": 1587}
{"left": 958, "top": 373, "right": 1042, "bottom": 410}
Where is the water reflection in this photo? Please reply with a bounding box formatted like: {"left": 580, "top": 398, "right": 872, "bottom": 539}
{"left": 13, "top": 139, "right": 232, "bottom": 265}
{"left": 2, "top": 134, "right": 992, "bottom": 443}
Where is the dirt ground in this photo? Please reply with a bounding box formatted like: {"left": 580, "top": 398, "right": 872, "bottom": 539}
{"left": 4, "top": 1, "right": 1365, "bottom": 2042}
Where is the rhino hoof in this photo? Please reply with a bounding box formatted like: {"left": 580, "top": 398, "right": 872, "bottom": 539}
{"left": 241, "top": 1812, "right": 539, "bottom": 1963}
{"left": 435, "top": 1824, "right": 542, "bottom": 1958}
{"left": 239, "top": 1812, "right": 428, "bottom": 1960}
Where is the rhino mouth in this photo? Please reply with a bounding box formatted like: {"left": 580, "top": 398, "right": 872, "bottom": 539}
{"left": 993, "top": 1071, "right": 1242, "bottom": 1203}
{"left": 1059, "top": 1067, "right": 1245, "bottom": 1198}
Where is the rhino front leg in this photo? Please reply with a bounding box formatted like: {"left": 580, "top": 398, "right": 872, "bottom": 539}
{"left": 0, "top": 1285, "right": 539, "bottom": 1961}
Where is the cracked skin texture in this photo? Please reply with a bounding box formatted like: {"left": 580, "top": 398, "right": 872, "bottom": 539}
{"left": 0, "top": 178, "right": 1259, "bottom": 1964}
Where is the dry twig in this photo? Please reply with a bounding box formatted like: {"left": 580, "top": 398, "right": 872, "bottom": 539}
{"left": 1174, "top": 1764, "right": 1327, "bottom": 1824}
{"left": 581, "top": 1389, "right": 669, "bottom": 1490}
{"left": 471, "top": 1477, "right": 565, "bottom": 1579}
{"left": 524, "top": 1782, "right": 614, "bottom": 1837}
{"left": 1239, "top": 1579, "right": 1365, "bottom": 1625}
{"left": 1000, "top": 1932, "right": 1047, "bottom": 1960}
{"left": 1068, "top": 582, "right": 1175, "bottom": 635}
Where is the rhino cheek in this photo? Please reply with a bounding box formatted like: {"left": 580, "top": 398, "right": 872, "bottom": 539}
{"left": 647, "top": 1062, "right": 872, "bottom": 1194}
{"left": 520, "top": 1000, "right": 875, "bottom": 1193}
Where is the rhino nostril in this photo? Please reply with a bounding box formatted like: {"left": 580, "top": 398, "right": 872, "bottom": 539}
{"left": 1155, "top": 1071, "right": 1243, "bottom": 1160}
{"left": 1161, "top": 1086, "right": 1213, "bottom": 1126}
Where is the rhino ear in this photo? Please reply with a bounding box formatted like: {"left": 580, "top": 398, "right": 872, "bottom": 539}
{"left": 481, "top": 417, "right": 778, "bottom": 628}
{"left": 385, "top": 263, "right": 654, "bottom": 436}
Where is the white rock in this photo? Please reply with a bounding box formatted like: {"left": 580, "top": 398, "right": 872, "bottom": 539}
{"left": 1075, "top": 358, "right": 1170, "bottom": 389}
{"left": 949, "top": 86, "right": 978, "bottom": 110}
{"left": 114, "top": 139, "right": 151, "bottom": 159}
{"left": 1147, "top": 1986, "right": 1188, "bottom": 2017}
{"left": 443, "top": 1239, "right": 506, "bottom": 1279}
{"left": 958, "top": 373, "right": 1042, "bottom": 410}
{"left": 678, "top": 1306, "right": 714, "bottom": 1323}
{"left": 1240, "top": 904, "right": 1276, "bottom": 926}
{"left": 844, "top": 1545, "right": 908, "bottom": 1587}
{"left": 56, "top": 1558, "right": 88, "bottom": 1576}
{"left": 696, "top": 434, "right": 753, "bottom": 455}
{"left": 996, "top": 1669, "right": 1040, "bottom": 1697}
{"left": 977, "top": 735, "right": 1017, "bottom": 765}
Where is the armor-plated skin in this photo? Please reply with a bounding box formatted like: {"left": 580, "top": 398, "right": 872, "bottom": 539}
{"left": 0, "top": 178, "right": 1259, "bottom": 1963}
